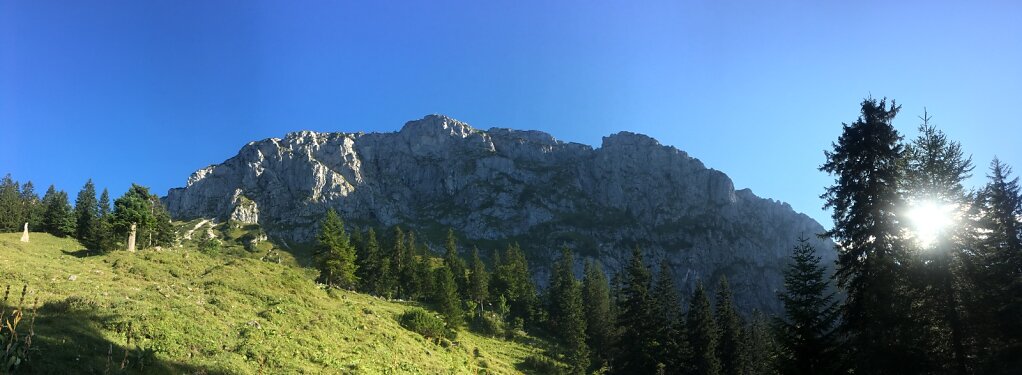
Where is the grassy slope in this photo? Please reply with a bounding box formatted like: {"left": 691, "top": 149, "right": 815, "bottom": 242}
{"left": 0, "top": 232, "right": 551, "bottom": 374}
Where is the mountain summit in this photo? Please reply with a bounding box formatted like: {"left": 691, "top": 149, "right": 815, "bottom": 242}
{"left": 165, "top": 115, "right": 833, "bottom": 313}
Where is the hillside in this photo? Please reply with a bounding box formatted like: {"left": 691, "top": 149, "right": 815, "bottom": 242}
{"left": 0, "top": 232, "right": 558, "bottom": 374}
{"left": 164, "top": 114, "right": 833, "bottom": 314}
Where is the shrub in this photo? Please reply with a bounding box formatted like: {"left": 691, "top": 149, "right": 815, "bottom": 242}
{"left": 471, "top": 311, "right": 504, "bottom": 337}
{"left": 399, "top": 308, "right": 454, "bottom": 341}
{"left": 518, "top": 354, "right": 564, "bottom": 375}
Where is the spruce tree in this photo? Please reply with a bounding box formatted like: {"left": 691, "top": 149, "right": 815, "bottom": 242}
{"left": 547, "top": 248, "right": 589, "bottom": 374}
{"left": 821, "top": 97, "right": 919, "bottom": 373}
{"left": 744, "top": 311, "right": 779, "bottom": 375}
{"left": 970, "top": 158, "right": 1022, "bottom": 373}
{"left": 316, "top": 209, "right": 358, "bottom": 289}
{"left": 74, "top": 179, "right": 99, "bottom": 247}
{"left": 492, "top": 243, "right": 538, "bottom": 328}
{"left": 444, "top": 228, "right": 469, "bottom": 299}
{"left": 776, "top": 235, "right": 840, "bottom": 375}
{"left": 400, "top": 230, "right": 422, "bottom": 300}
{"left": 614, "top": 247, "right": 657, "bottom": 374}
{"left": 650, "top": 261, "right": 686, "bottom": 372}
{"left": 0, "top": 174, "right": 21, "bottom": 232}
{"left": 582, "top": 260, "right": 614, "bottom": 369}
{"left": 20, "top": 181, "right": 42, "bottom": 230}
{"left": 432, "top": 265, "right": 464, "bottom": 326}
{"left": 687, "top": 282, "right": 720, "bottom": 375}
{"left": 356, "top": 228, "right": 383, "bottom": 294}
{"left": 468, "top": 246, "right": 489, "bottom": 316}
{"left": 42, "top": 185, "right": 75, "bottom": 237}
{"left": 715, "top": 277, "right": 747, "bottom": 375}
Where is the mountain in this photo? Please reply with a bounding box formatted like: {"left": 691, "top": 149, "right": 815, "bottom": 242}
{"left": 165, "top": 114, "right": 834, "bottom": 314}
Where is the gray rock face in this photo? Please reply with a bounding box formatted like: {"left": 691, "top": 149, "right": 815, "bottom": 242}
{"left": 165, "top": 114, "right": 834, "bottom": 314}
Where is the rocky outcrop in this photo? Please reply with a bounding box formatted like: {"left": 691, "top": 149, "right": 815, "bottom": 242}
{"left": 165, "top": 115, "right": 833, "bottom": 314}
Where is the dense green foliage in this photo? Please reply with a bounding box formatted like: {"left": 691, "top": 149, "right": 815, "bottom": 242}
{"left": 775, "top": 235, "right": 839, "bottom": 375}
{"left": 316, "top": 209, "right": 358, "bottom": 289}
{"left": 399, "top": 308, "right": 452, "bottom": 341}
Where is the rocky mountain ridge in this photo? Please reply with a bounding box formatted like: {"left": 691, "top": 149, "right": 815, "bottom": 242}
{"left": 165, "top": 114, "right": 834, "bottom": 314}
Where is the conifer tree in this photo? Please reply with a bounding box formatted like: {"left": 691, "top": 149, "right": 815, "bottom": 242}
{"left": 42, "top": 185, "right": 75, "bottom": 237}
{"left": 383, "top": 227, "right": 406, "bottom": 298}
{"left": 74, "top": 179, "right": 99, "bottom": 247}
{"left": 356, "top": 228, "right": 383, "bottom": 295}
{"left": 651, "top": 260, "right": 686, "bottom": 372}
{"left": 0, "top": 174, "right": 21, "bottom": 232}
{"left": 468, "top": 246, "right": 489, "bottom": 316}
{"left": 614, "top": 247, "right": 657, "bottom": 374}
{"left": 582, "top": 260, "right": 614, "bottom": 369}
{"left": 432, "top": 265, "right": 464, "bottom": 326}
{"left": 776, "top": 235, "right": 839, "bottom": 375}
{"left": 715, "top": 277, "right": 747, "bottom": 375}
{"left": 97, "top": 188, "right": 111, "bottom": 217}
{"left": 744, "top": 311, "right": 779, "bottom": 375}
{"left": 547, "top": 248, "right": 589, "bottom": 374}
{"left": 400, "top": 230, "right": 422, "bottom": 300}
{"left": 317, "top": 209, "right": 358, "bottom": 289}
{"left": 492, "top": 243, "right": 538, "bottom": 328}
{"left": 444, "top": 228, "right": 469, "bottom": 298}
{"left": 821, "top": 97, "right": 920, "bottom": 373}
{"left": 970, "top": 158, "right": 1022, "bottom": 373}
{"left": 111, "top": 184, "right": 174, "bottom": 250}
{"left": 20, "top": 181, "right": 42, "bottom": 230}
{"left": 687, "top": 282, "right": 720, "bottom": 375}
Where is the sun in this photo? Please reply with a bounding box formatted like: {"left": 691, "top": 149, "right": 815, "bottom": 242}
{"left": 905, "top": 200, "right": 955, "bottom": 248}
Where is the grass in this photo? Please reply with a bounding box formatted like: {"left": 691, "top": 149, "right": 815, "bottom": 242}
{"left": 0, "top": 232, "right": 557, "bottom": 374}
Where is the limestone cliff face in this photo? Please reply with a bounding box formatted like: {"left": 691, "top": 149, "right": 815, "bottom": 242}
{"left": 165, "top": 115, "right": 833, "bottom": 313}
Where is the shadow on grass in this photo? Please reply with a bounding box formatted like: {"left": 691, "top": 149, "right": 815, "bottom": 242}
{"left": 61, "top": 248, "right": 103, "bottom": 258}
{"left": 3, "top": 298, "right": 227, "bottom": 374}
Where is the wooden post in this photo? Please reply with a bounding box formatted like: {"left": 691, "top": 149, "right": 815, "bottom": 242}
{"left": 20, "top": 222, "right": 29, "bottom": 242}
{"left": 127, "top": 222, "right": 137, "bottom": 252}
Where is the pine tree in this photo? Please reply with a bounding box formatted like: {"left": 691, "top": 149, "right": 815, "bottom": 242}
{"left": 468, "top": 246, "right": 489, "bottom": 317}
{"left": 649, "top": 261, "right": 686, "bottom": 373}
{"left": 400, "top": 230, "right": 423, "bottom": 300}
{"left": 970, "top": 158, "right": 1022, "bottom": 373}
{"left": 614, "top": 247, "right": 657, "bottom": 374}
{"left": 432, "top": 265, "right": 464, "bottom": 326}
{"left": 316, "top": 209, "right": 358, "bottom": 289}
{"left": 902, "top": 115, "right": 973, "bottom": 374}
{"left": 97, "top": 188, "right": 111, "bottom": 218}
{"left": 0, "top": 174, "right": 21, "bottom": 232}
{"left": 547, "top": 248, "right": 589, "bottom": 374}
{"left": 687, "top": 282, "right": 720, "bottom": 375}
{"left": 42, "top": 185, "right": 76, "bottom": 237}
{"left": 356, "top": 228, "right": 383, "bottom": 295}
{"left": 776, "top": 235, "right": 840, "bottom": 375}
{"left": 444, "top": 228, "right": 469, "bottom": 299}
{"left": 820, "top": 97, "right": 920, "bottom": 373}
{"left": 111, "top": 184, "right": 163, "bottom": 250}
{"left": 715, "top": 277, "right": 747, "bottom": 375}
{"left": 20, "top": 181, "right": 42, "bottom": 230}
{"left": 744, "top": 311, "right": 778, "bottom": 375}
{"left": 492, "top": 243, "right": 538, "bottom": 328}
{"left": 582, "top": 260, "right": 614, "bottom": 369}
{"left": 74, "top": 179, "right": 99, "bottom": 247}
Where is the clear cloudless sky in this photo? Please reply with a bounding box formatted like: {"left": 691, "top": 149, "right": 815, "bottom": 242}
{"left": 2, "top": 0, "right": 1020, "bottom": 227}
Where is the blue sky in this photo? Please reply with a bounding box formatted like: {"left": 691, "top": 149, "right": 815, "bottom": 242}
{"left": 2, "top": 1, "right": 1020, "bottom": 227}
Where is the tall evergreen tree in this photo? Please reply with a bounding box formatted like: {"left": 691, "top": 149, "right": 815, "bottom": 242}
{"left": 775, "top": 235, "right": 839, "bottom": 375}
{"left": 316, "top": 209, "right": 358, "bottom": 289}
{"left": 614, "top": 247, "right": 657, "bottom": 374}
{"left": 41, "top": 185, "right": 75, "bottom": 237}
{"left": 715, "top": 277, "right": 747, "bottom": 375}
{"left": 744, "top": 311, "right": 779, "bottom": 375}
{"left": 111, "top": 184, "right": 174, "bottom": 250}
{"left": 650, "top": 261, "right": 686, "bottom": 373}
{"left": 902, "top": 115, "right": 973, "bottom": 374}
{"left": 0, "top": 174, "right": 21, "bottom": 232}
{"left": 468, "top": 246, "right": 489, "bottom": 316}
{"left": 356, "top": 228, "right": 384, "bottom": 295}
{"left": 491, "top": 243, "right": 538, "bottom": 328}
{"left": 582, "top": 260, "right": 614, "bottom": 369}
{"left": 547, "top": 248, "right": 589, "bottom": 374}
{"left": 20, "top": 181, "right": 42, "bottom": 230}
{"left": 97, "top": 188, "right": 111, "bottom": 218}
{"left": 820, "top": 97, "right": 920, "bottom": 374}
{"left": 970, "top": 158, "right": 1022, "bottom": 373}
{"left": 444, "top": 228, "right": 469, "bottom": 299}
{"left": 74, "top": 179, "right": 99, "bottom": 247}
{"left": 687, "top": 283, "right": 720, "bottom": 375}
{"left": 432, "top": 265, "right": 464, "bottom": 326}
{"left": 400, "top": 230, "right": 423, "bottom": 300}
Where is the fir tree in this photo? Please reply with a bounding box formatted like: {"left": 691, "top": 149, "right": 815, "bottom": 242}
{"left": 650, "top": 261, "right": 687, "bottom": 372}
{"left": 687, "top": 282, "right": 720, "bottom": 375}
{"left": 444, "top": 228, "right": 469, "bottom": 299}
{"left": 42, "top": 185, "right": 75, "bottom": 237}
{"left": 468, "top": 246, "right": 489, "bottom": 316}
{"left": 715, "top": 277, "right": 747, "bottom": 375}
{"left": 356, "top": 228, "right": 384, "bottom": 295}
{"left": 432, "top": 265, "right": 464, "bottom": 326}
{"left": 492, "top": 243, "right": 538, "bottom": 328}
{"left": 74, "top": 179, "right": 99, "bottom": 247}
{"left": 20, "top": 181, "right": 42, "bottom": 230}
{"left": 614, "top": 247, "right": 657, "bottom": 374}
{"left": 0, "top": 174, "right": 21, "bottom": 232}
{"left": 970, "top": 158, "right": 1022, "bottom": 373}
{"left": 316, "top": 209, "right": 358, "bottom": 289}
{"left": 744, "top": 311, "right": 779, "bottom": 375}
{"left": 582, "top": 260, "right": 614, "bottom": 369}
{"left": 400, "top": 230, "right": 422, "bottom": 300}
{"left": 775, "top": 235, "right": 840, "bottom": 375}
{"left": 820, "top": 97, "right": 920, "bottom": 373}
{"left": 547, "top": 248, "right": 589, "bottom": 374}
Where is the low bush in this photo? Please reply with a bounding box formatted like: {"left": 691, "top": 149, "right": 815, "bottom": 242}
{"left": 399, "top": 308, "right": 454, "bottom": 341}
